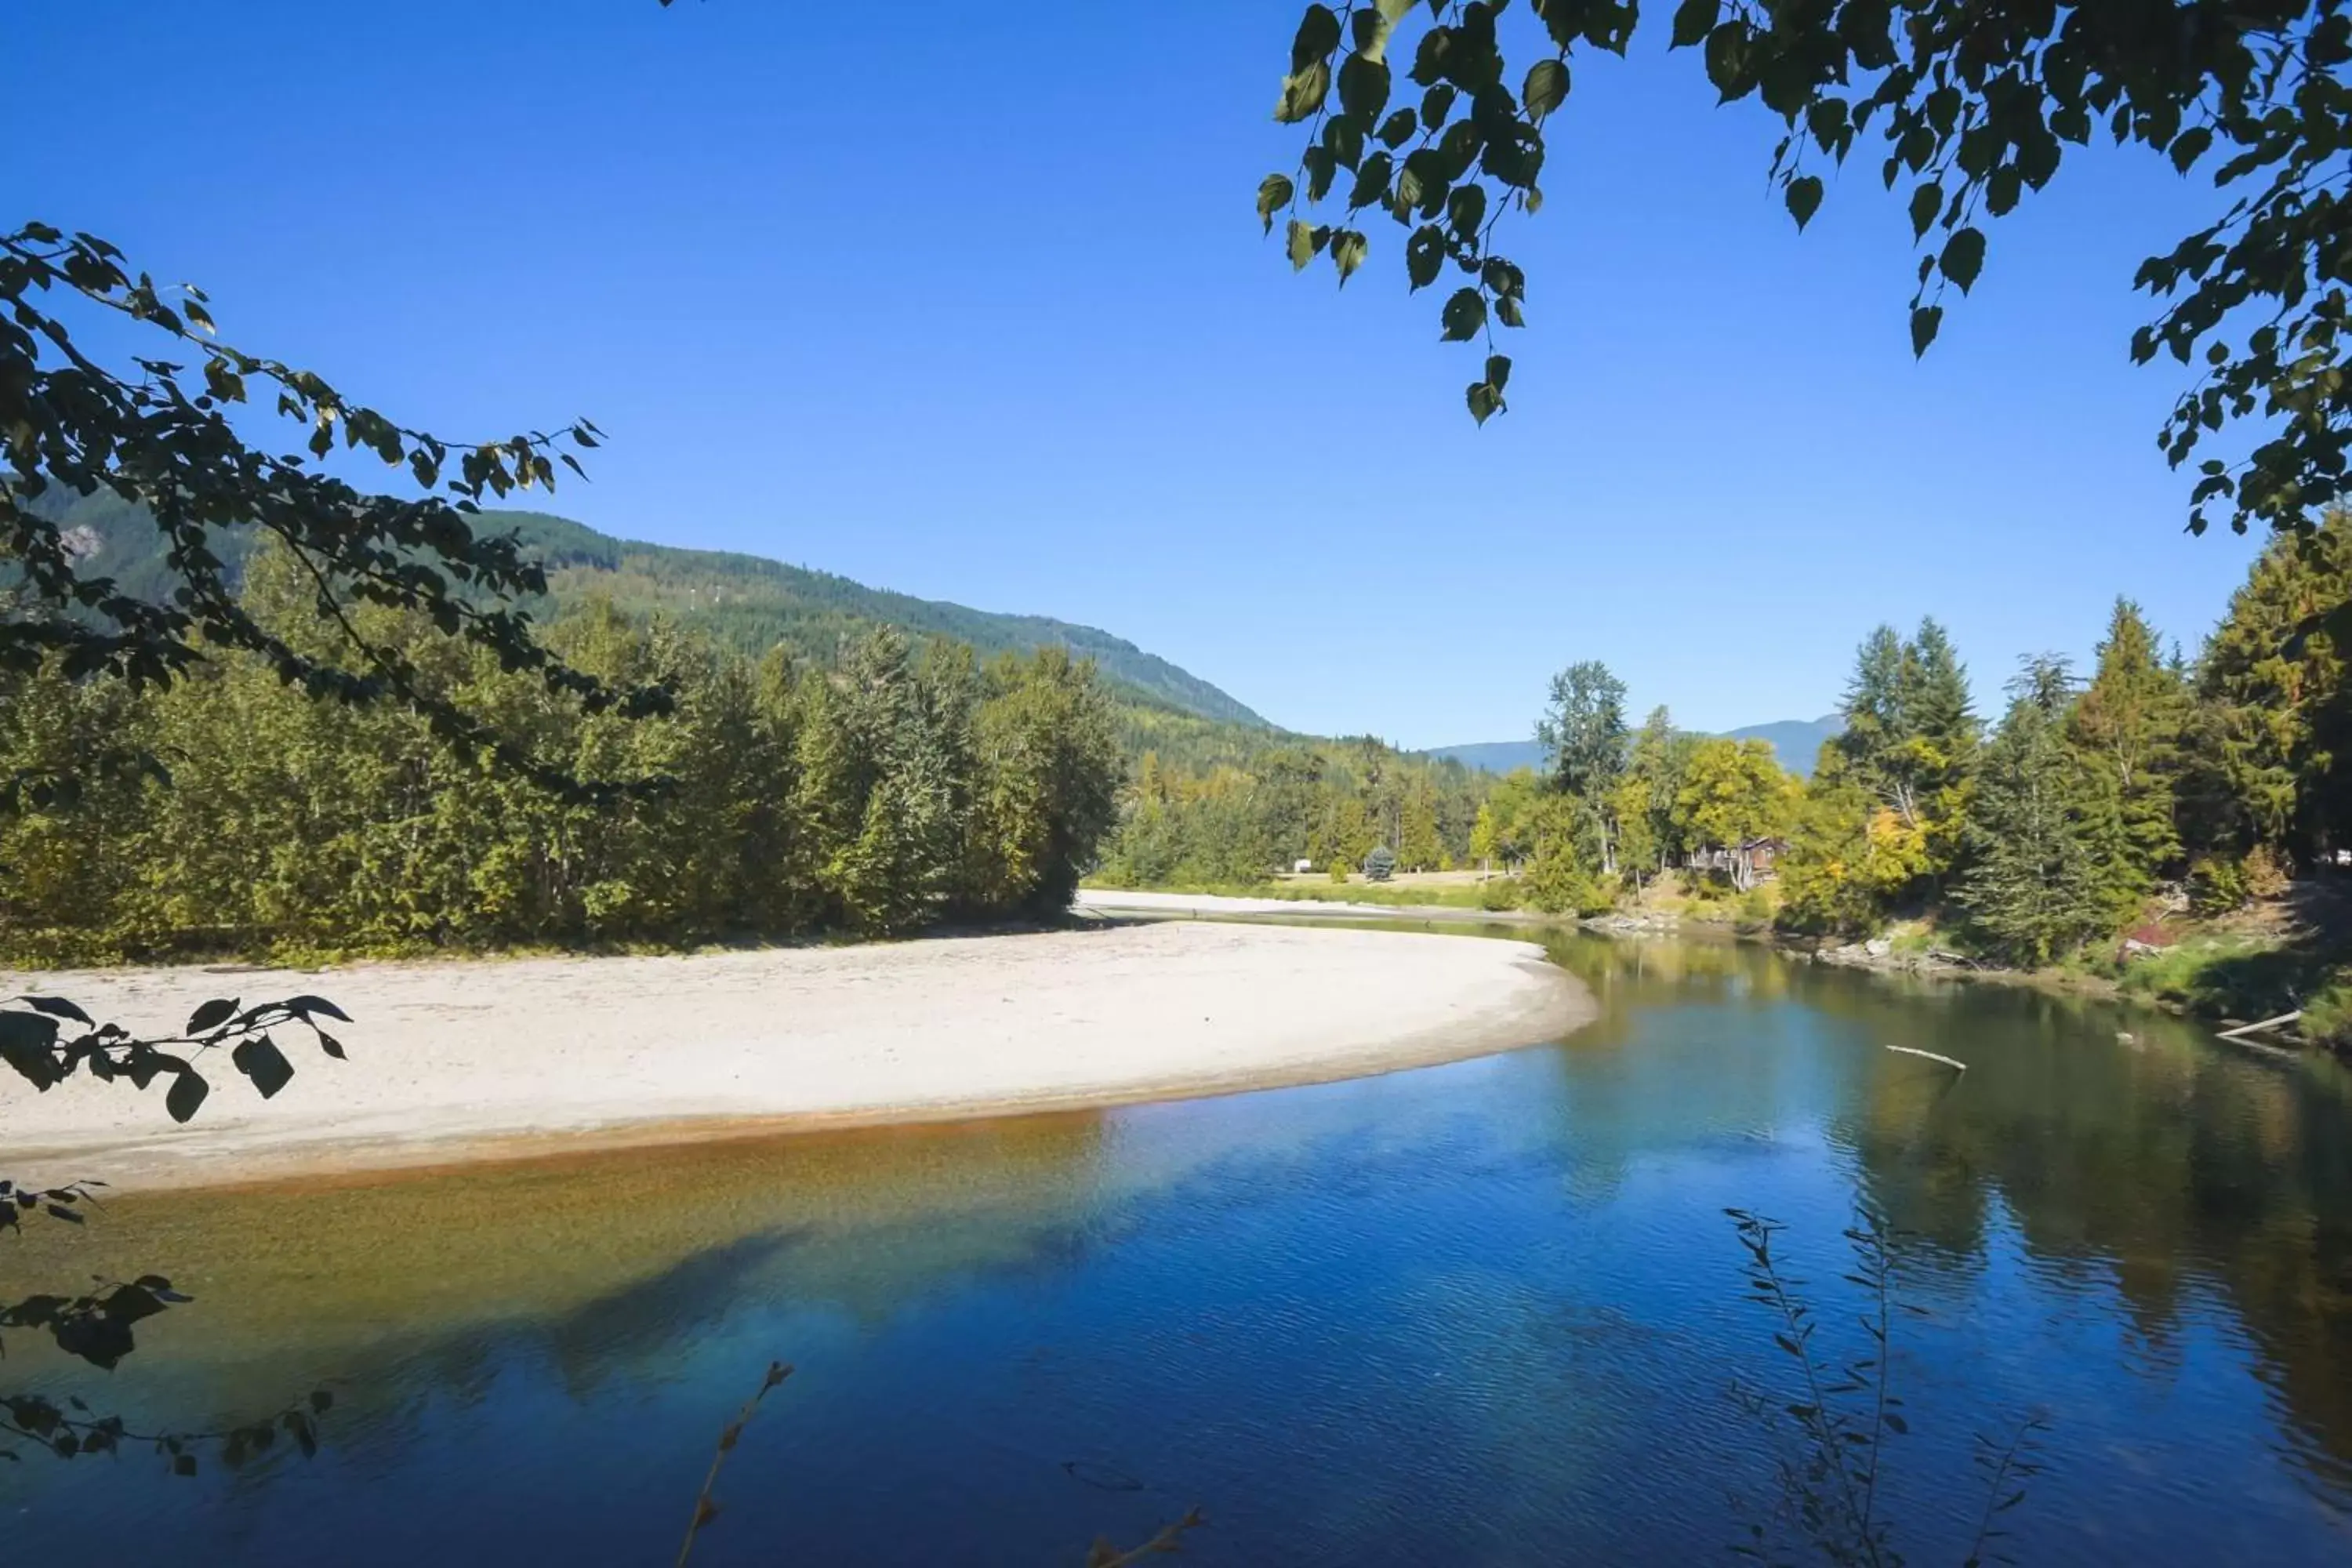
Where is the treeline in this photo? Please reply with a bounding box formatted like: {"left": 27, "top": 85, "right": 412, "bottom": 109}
{"left": 1095, "top": 519, "right": 2352, "bottom": 971}
{"left": 1094, "top": 736, "right": 1487, "bottom": 887}
{"left": 0, "top": 546, "right": 1125, "bottom": 963}
{"left": 1552, "top": 521, "right": 2352, "bottom": 964}
{"left": 1785, "top": 521, "right": 2352, "bottom": 960}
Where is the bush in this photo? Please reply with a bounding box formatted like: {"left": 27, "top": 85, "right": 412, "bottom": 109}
{"left": 2301, "top": 977, "right": 2352, "bottom": 1047}
{"left": 1735, "top": 886, "right": 1775, "bottom": 931}
{"left": 1327, "top": 859, "right": 1352, "bottom": 884}
{"left": 1479, "top": 875, "right": 1524, "bottom": 912}
{"left": 2244, "top": 844, "right": 2291, "bottom": 898}
{"left": 1363, "top": 845, "right": 1396, "bottom": 882}
{"left": 2188, "top": 854, "right": 2250, "bottom": 914}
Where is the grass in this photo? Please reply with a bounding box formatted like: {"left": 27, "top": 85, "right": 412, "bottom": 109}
{"left": 2111, "top": 932, "right": 2336, "bottom": 1022}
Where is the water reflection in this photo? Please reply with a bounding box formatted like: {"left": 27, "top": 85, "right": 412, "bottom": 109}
{"left": 5, "top": 931, "right": 2350, "bottom": 1565}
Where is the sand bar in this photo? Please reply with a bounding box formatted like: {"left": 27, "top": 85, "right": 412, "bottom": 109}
{"left": 2, "top": 920, "right": 1590, "bottom": 1191}
{"left": 1074, "top": 887, "right": 1555, "bottom": 924}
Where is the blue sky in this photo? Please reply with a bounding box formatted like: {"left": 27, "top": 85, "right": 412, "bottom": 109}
{"left": 13, "top": 1, "right": 2266, "bottom": 746}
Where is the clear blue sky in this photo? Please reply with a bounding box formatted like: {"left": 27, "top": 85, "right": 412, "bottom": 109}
{"left": 13, "top": 1, "right": 2266, "bottom": 746}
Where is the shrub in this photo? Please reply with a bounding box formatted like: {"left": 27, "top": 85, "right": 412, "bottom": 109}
{"left": 1479, "top": 875, "right": 1523, "bottom": 912}
{"left": 2188, "top": 854, "right": 2250, "bottom": 914}
{"left": 2299, "top": 975, "right": 2352, "bottom": 1047}
{"left": 1327, "top": 859, "right": 1352, "bottom": 884}
{"left": 1363, "top": 845, "right": 1396, "bottom": 882}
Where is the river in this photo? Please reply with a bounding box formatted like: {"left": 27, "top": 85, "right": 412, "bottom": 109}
{"left": 5, "top": 928, "right": 2350, "bottom": 1564}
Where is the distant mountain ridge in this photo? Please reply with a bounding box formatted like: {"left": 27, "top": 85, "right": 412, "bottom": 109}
{"left": 26, "top": 493, "right": 1270, "bottom": 729}
{"left": 492, "top": 512, "right": 1269, "bottom": 727}
{"left": 1423, "top": 714, "right": 1845, "bottom": 779}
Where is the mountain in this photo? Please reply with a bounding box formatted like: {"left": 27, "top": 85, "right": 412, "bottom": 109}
{"left": 1421, "top": 739, "right": 1548, "bottom": 774}
{"left": 490, "top": 513, "right": 1269, "bottom": 726}
{"left": 1424, "top": 714, "right": 1846, "bottom": 780}
{"left": 1719, "top": 715, "right": 1843, "bottom": 778}
{"left": 25, "top": 494, "right": 1270, "bottom": 729}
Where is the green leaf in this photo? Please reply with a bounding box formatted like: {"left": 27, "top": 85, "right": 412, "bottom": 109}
{"left": 1785, "top": 174, "right": 1823, "bottom": 230}
{"left": 1704, "top": 21, "right": 1752, "bottom": 101}
{"left": 1522, "top": 58, "right": 1569, "bottom": 122}
{"left": 231, "top": 1033, "right": 296, "bottom": 1099}
{"left": 1330, "top": 229, "right": 1369, "bottom": 286}
{"left": 1290, "top": 4, "right": 1341, "bottom": 71}
{"left": 1421, "top": 82, "right": 1457, "bottom": 130}
{"left": 1485, "top": 353, "right": 1512, "bottom": 391}
{"left": 1303, "top": 144, "right": 1338, "bottom": 200}
{"left": 1406, "top": 225, "right": 1447, "bottom": 289}
{"left": 1446, "top": 183, "right": 1486, "bottom": 239}
{"left": 1377, "top": 107, "right": 1417, "bottom": 148}
{"left": 1323, "top": 114, "right": 1366, "bottom": 171}
{"left": 1440, "top": 287, "right": 1487, "bottom": 341}
{"left": 1908, "top": 181, "right": 1941, "bottom": 239}
{"left": 1910, "top": 303, "right": 1944, "bottom": 357}
{"left": 2169, "top": 126, "right": 2212, "bottom": 173}
{"left": 1940, "top": 227, "right": 1986, "bottom": 293}
{"left": 1350, "top": 5, "right": 1392, "bottom": 60}
{"left": 1287, "top": 218, "right": 1317, "bottom": 270}
{"left": 1257, "top": 173, "right": 1295, "bottom": 234}
{"left": 1347, "top": 151, "right": 1395, "bottom": 209}
{"left": 1467, "top": 380, "right": 1503, "bottom": 424}
{"left": 165, "top": 1068, "right": 210, "bottom": 1124}
{"left": 1670, "top": 0, "right": 1719, "bottom": 49}
{"left": 1276, "top": 59, "right": 1332, "bottom": 123}
{"left": 1495, "top": 292, "right": 1525, "bottom": 327}
{"left": 187, "top": 998, "right": 238, "bottom": 1034}
{"left": 0, "top": 1011, "right": 63, "bottom": 1091}
{"left": 16, "top": 996, "right": 93, "bottom": 1025}
{"left": 1338, "top": 53, "right": 1391, "bottom": 121}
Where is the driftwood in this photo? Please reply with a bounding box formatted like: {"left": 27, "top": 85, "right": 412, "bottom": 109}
{"left": 1884, "top": 1044, "right": 1968, "bottom": 1072}
{"left": 2216, "top": 1010, "right": 2303, "bottom": 1040}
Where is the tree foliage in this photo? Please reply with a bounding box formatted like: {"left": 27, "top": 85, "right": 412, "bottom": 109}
{"left": 2, "top": 227, "right": 665, "bottom": 802}
{"left": 1958, "top": 655, "right": 2140, "bottom": 964}
{"left": 1264, "top": 0, "right": 2352, "bottom": 542}
{"left": 0, "top": 579, "right": 1127, "bottom": 960}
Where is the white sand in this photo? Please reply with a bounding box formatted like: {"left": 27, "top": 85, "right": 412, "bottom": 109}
{"left": 2, "top": 920, "right": 1590, "bottom": 1190}
{"left": 1076, "top": 887, "right": 1440, "bottom": 919}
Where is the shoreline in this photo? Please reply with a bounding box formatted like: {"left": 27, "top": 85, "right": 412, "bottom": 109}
{"left": 2, "top": 920, "right": 1592, "bottom": 1192}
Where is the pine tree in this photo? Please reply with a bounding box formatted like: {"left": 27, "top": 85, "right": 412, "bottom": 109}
{"left": 2192, "top": 521, "right": 2352, "bottom": 864}
{"left": 1958, "top": 657, "right": 2133, "bottom": 964}
{"left": 2071, "top": 598, "right": 2187, "bottom": 887}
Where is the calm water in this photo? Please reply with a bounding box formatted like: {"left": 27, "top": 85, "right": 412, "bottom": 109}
{"left": 8, "top": 930, "right": 2352, "bottom": 1565}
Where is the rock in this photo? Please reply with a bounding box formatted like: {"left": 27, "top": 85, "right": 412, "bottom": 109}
{"left": 2120, "top": 938, "right": 2162, "bottom": 960}
{"left": 1864, "top": 938, "right": 1893, "bottom": 959}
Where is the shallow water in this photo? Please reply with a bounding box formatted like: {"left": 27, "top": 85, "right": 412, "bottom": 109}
{"left": 6, "top": 930, "right": 2352, "bottom": 1565}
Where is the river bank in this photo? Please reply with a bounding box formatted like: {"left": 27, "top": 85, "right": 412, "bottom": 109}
{"left": 1, "top": 919, "right": 1592, "bottom": 1191}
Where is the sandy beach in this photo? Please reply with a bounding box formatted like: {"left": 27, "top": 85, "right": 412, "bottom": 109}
{"left": 2, "top": 920, "right": 1590, "bottom": 1190}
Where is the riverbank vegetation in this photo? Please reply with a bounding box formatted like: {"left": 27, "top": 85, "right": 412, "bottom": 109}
{"left": 0, "top": 545, "right": 1125, "bottom": 964}
{"left": 1093, "top": 520, "right": 2352, "bottom": 1047}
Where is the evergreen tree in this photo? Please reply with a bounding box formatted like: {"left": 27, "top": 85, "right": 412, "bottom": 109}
{"left": 2071, "top": 598, "right": 2187, "bottom": 887}
{"left": 2192, "top": 521, "right": 2352, "bottom": 865}
{"left": 1958, "top": 657, "right": 2134, "bottom": 964}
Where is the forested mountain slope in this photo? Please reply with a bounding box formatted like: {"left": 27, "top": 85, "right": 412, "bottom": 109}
{"left": 25, "top": 492, "right": 1269, "bottom": 729}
